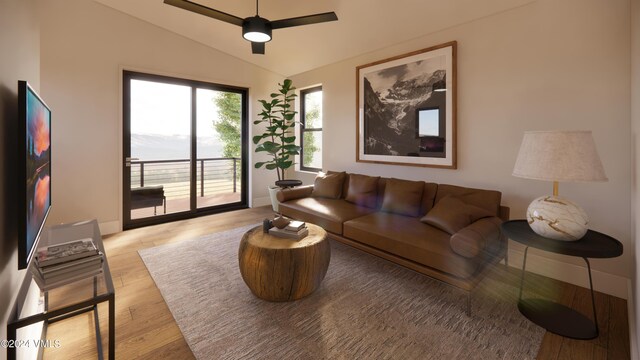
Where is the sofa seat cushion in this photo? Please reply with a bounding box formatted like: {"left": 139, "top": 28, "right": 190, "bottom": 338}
{"left": 279, "top": 198, "right": 377, "bottom": 235}
{"left": 343, "top": 212, "right": 481, "bottom": 279}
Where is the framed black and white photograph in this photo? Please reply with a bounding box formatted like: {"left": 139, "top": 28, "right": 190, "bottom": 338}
{"left": 356, "top": 41, "right": 457, "bottom": 168}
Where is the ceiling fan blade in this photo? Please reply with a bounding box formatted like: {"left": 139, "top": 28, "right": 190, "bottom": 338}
{"left": 271, "top": 12, "right": 338, "bottom": 29}
{"left": 164, "top": 0, "right": 244, "bottom": 26}
{"left": 251, "top": 42, "right": 265, "bottom": 54}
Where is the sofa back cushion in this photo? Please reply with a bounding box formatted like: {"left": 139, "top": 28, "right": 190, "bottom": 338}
{"left": 420, "top": 182, "right": 439, "bottom": 215}
{"left": 376, "top": 179, "right": 437, "bottom": 212}
{"left": 376, "top": 178, "right": 388, "bottom": 209}
{"left": 420, "top": 195, "right": 494, "bottom": 234}
{"left": 311, "top": 172, "right": 346, "bottom": 199}
{"left": 434, "top": 184, "right": 502, "bottom": 216}
{"left": 380, "top": 178, "right": 425, "bottom": 217}
{"left": 344, "top": 174, "right": 380, "bottom": 208}
{"left": 342, "top": 174, "right": 351, "bottom": 200}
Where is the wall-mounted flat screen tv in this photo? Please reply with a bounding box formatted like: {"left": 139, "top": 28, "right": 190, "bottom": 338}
{"left": 18, "top": 80, "right": 52, "bottom": 270}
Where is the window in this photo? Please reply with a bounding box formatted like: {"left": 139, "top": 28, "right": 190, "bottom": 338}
{"left": 300, "top": 86, "right": 323, "bottom": 172}
{"left": 123, "top": 71, "right": 248, "bottom": 229}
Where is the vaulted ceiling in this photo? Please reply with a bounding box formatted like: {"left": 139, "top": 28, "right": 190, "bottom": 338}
{"left": 93, "top": 0, "right": 534, "bottom": 76}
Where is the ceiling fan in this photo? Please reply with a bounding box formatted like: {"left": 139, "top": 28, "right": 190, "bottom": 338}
{"left": 164, "top": 0, "right": 338, "bottom": 55}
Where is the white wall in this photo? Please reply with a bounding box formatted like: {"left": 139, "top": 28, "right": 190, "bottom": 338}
{"left": 38, "top": 0, "right": 284, "bottom": 232}
{"left": 632, "top": 0, "right": 640, "bottom": 354}
{"left": 0, "top": 0, "right": 40, "bottom": 357}
{"left": 290, "top": 0, "right": 632, "bottom": 296}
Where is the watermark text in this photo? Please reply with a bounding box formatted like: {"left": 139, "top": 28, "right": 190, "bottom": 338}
{"left": 0, "top": 339, "right": 61, "bottom": 348}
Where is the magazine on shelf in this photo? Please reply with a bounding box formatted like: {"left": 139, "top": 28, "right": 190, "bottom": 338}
{"left": 37, "top": 256, "right": 104, "bottom": 280}
{"left": 38, "top": 252, "right": 103, "bottom": 273}
{"left": 269, "top": 226, "right": 309, "bottom": 240}
{"left": 285, "top": 220, "right": 306, "bottom": 232}
{"left": 32, "top": 267, "right": 103, "bottom": 290}
{"left": 35, "top": 238, "right": 98, "bottom": 267}
{"left": 39, "top": 262, "right": 103, "bottom": 282}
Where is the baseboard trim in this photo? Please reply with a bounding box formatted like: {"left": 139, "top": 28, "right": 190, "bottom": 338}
{"left": 99, "top": 220, "right": 120, "bottom": 235}
{"left": 508, "top": 247, "right": 629, "bottom": 299}
{"left": 252, "top": 196, "right": 272, "bottom": 208}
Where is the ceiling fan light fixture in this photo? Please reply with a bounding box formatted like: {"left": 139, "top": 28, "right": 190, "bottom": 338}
{"left": 243, "top": 16, "right": 272, "bottom": 42}
{"left": 164, "top": 0, "right": 338, "bottom": 54}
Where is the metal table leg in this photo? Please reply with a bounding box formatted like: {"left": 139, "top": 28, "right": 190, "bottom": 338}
{"left": 109, "top": 294, "right": 115, "bottom": 360}
{"left": 518, "top": 246, "right": 529, "bottom": 300}
{"left": 583, "top": 257, "right": 599, "bottom": 337}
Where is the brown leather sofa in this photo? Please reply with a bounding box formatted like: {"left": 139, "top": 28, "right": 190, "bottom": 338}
{"left": 276, "top": 172, "right": 509, "bottom": 298}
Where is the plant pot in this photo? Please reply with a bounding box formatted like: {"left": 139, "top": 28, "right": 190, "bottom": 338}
{"left": 268, "top": 185, "right": 280, "bottom": 212}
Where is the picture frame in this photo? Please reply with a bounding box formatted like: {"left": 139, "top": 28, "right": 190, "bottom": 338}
{"left": 356, "top": 41, "right": 457, "bottom": 168}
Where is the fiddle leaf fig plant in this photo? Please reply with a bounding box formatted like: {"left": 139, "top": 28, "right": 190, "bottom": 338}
{"left": 253, "top": 79, "right": 301, "bottom": 182}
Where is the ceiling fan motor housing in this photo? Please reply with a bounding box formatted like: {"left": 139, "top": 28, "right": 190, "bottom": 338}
{"left": 243, "top": 16, "right": 272, "bottom": 42}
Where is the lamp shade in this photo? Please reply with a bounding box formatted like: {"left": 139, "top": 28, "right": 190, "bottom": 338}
{"left": 512, "top": 130, "right": 607, "bottom": 183}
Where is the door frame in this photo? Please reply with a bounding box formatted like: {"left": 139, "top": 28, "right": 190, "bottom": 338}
{"left": 122, "top": 70, "right": 249, "bottom": 230}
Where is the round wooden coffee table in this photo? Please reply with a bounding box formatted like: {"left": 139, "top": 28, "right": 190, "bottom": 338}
{"left": 238, "top": 223, "right": 330, "bottom": 301}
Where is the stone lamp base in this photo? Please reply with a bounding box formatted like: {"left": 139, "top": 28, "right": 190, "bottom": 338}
{"left": 526, "top": 195, "right": 588, "bottom": 241}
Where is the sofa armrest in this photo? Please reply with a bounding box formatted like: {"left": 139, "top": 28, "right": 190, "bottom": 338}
{"left": 276, "top": 185, "right": 314, "bottom": 202}
{"left": 450, "top": 217, "right": 505, "bottom": 259}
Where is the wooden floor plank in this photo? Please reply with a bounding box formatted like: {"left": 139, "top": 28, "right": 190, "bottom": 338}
{"left": 593, "top": 345, "right": 608, "bottom": 360}
{"left": 41, "top": 206, "right": 630, "bottom": 359}
{"left": 536, "top": 280, "right": 576, "bottom": 360}
{"left": 587, "top": 289, "right": 611, "bottom": 350}
{"left": 136, "top": 338, "right": 196, "bottom": 360}
{"left": 556, "top": 286, "right": 603, "bottom": 360}
{"left": 608, "top": 296, "right": 631, "bottom": 360}
{"left": 557, "top": 338, "right": 593, "bottom": 360}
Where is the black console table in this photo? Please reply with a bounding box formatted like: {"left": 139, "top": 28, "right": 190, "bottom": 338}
{"left": 501, "top": 220, "right": 623, "bottom": 340}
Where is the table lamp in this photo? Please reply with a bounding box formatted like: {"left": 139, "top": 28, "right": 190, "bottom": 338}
{"left": 512, "top": 130, "right": 608, "bottom": 241}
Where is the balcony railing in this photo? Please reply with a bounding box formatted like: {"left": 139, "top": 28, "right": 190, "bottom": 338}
{"left": 130, "top": 158, "right": 239, "bottom": 200}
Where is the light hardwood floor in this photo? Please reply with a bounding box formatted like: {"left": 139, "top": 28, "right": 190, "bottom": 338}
{"left": 43, "top": 206, "right": 629, "bottom": 359}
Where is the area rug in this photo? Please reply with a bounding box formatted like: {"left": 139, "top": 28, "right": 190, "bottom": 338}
{"left": 139, "top": 225, "right": 544, "bottom": 360}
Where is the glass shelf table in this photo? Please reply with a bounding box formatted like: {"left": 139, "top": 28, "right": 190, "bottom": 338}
{"left": 7, "top": 219, "right": 115, "bottom": 360}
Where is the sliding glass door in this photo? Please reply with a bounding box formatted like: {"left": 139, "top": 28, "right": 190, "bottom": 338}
{"left": 123, "top": 71, "right": 248, "bottom": 229}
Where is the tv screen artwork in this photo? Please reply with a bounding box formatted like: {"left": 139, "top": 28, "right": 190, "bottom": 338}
{"left": 19, "top": 81, "right": 51, "bottom": 269}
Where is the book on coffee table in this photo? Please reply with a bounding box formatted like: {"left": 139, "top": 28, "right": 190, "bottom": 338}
{"left": 285, "top": 220, "right": 306, "bottom": 232}
{"left": 269, "top": 226, "right": 309, "bottom": 240}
